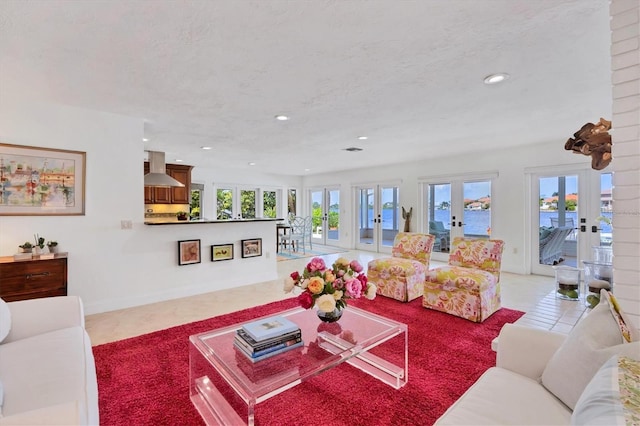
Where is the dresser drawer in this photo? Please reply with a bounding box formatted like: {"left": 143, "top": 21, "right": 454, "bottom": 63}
{"left": 0, "top": 256, "right": 68, "bottom": 302}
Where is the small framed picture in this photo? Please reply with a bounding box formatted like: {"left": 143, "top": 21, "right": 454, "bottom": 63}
{"left": 241, "top": 238, "right": 262, "bottom": 258}
{"left": 211, "top": 244, "right": 234, "bottom": 262}
{"left": 178, "top": 239, "right": 201, "bottom": 265}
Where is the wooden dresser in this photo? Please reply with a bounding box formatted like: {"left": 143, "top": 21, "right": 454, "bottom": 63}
{"left": 0, "top": 253, "right": 68, "bottom": 302}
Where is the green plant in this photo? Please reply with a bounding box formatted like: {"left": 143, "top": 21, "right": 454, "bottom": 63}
{"left": 19, "top": 241, "right": 33, "bottom": 249}
{"left": 47, "top": 241, "right": 58, "bottom": 248}
{"left": 34, "top": 235, "right": 45, "bottom": 249}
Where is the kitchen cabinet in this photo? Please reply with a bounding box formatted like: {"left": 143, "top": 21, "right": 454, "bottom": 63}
{"left": 0, "top": 254, "right": 68, "bottom": 302}
{"left": 144, "top": 162, "right": 193, "bottom": 204}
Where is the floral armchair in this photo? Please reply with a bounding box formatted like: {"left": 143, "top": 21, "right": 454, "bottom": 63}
{"left": 367, "top": 232, "right": 435, "bottom": 302}
{"left": 424, "top": 237, "right": 505, "bottom": 322}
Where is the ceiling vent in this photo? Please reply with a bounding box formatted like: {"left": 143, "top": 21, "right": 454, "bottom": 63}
{"left": 344, "top": 147, "right": 363, "bottom": 152}
{"left": 144, "top": 151, "right": 185, "bottom": 187}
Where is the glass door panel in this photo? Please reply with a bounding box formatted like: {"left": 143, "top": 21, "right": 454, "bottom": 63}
{"left": 356, "top": 185, "right": 399, "bottom": 253}
{"left": 598, "top": 173, "right": 612, "bottom": 246}
{"left": 327, "top": 189, "right": 340, "bottom": 243}
{"left": 426, "top": 183, "right": 452, "bottom": 255}
{"left": 310, "top": 188, "right": 340, "bottom": 246}
{"left": 287, "top": 189, "right": 297, "bottom": 218}
{"left": 533, "top": 173, "right": 583, "bottom": 274}
{"left": 357, "top": 187, "right": 375, "bottom": 249}
{"left": 380, "top": 186, "right": 400, "bottom": 249}
{"left": 310, "top": 189, "right": 323, "bottom": 243}
{"left": 462, "top": 181, "right": 492, "bottom": 239}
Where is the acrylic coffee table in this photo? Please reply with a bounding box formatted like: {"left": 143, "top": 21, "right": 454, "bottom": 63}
{"left": 189, "top": 305, "right": 408, "bottom": 426}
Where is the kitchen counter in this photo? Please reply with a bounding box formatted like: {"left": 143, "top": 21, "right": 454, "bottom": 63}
{"left": 144, "top": 218, "right": 284, "bottom": 225}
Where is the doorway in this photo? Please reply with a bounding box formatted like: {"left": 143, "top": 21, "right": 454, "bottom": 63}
{"left": 355, "top": 184, "right": 400, "bottom": 253}
{"left": 529, "top": 168, "right": 605, "bottom": 275}
{"left": 423, "top": 178, "right": 493, "bottom": 262}
{"left": 310, "top": 187, "right": 340, "bottom": 246}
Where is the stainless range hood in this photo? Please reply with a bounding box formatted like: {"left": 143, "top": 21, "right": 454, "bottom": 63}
{"left": 144, "top": 151, "right": 185, "bottom": 187}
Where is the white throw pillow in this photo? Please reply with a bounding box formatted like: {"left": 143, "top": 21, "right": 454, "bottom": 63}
{"left": 571, "top": 355, "right": 640, "bottom": 425}
{"left": 541, "top": 290, "right": 640, "bottom": 410}
{"left": 0, "top": 298, "right": 10, "bottom": 343}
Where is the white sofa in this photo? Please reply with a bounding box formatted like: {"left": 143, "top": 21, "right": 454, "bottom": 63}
{"left": 436, "top": 290, "right": 640, "bottom": 425}
{"left": 0, "top": 296, "right": 99, "bottom": 425}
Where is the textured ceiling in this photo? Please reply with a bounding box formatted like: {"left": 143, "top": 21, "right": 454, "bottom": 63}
{"left": 0, "top": 0, "right": 611, "bottom": 175}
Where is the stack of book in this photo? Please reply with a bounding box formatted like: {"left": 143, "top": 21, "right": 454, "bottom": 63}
{"left": 234, "top": 315, "right": 303, "bottom": 363}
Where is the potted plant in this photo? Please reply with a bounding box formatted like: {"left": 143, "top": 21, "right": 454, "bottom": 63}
{"left": 34, "top": 235, "right": 45, "bottom": 254}
{"left": 176, "top": 211, "right": 189, "bottom": 221}
{"left": 47, "top": 241, "right": 59, "bottom": 253}
{"left": 18, "top": 242, "right": 33, "bottom": 253}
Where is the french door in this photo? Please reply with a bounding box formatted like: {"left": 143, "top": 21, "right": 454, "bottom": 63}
{"left": 528, "top": 167, "right": 606, "bottom": 275}
{"left": 355, "top": 184, "right": 400, "bottom": 253}
{"left": 423, "top": 177, "right": 493, "bottom": 262}
{"left": 309, "top": 187, "right": 340, "bottom": 246}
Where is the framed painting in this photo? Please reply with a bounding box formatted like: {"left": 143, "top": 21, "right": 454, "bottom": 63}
{"left": 241, "top": 238, "right": 262, "bottom": 258}
{"left": 178, "top": 239, "right": 201, "bottom": 266}
{"left": 211, "top": 244, "right": 234, "bottom": 262}
{"left": 0, "top": 143, "right": 86, "bottom": 216}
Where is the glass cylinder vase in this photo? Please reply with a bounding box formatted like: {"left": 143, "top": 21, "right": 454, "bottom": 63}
{"left": 553, "top": 265, "right": 581, "bottom": 301}
{"left": 316, "top": 307, "right": 344, "bottom": 323}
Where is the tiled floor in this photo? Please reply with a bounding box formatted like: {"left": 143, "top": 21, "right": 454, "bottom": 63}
{"left": 85, "top": 248, "right": 588, "bottom": 346}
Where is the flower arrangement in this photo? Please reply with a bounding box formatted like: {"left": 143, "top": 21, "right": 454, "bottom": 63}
{"left": 284, "top": 257, "right": 376, "bottom": 313}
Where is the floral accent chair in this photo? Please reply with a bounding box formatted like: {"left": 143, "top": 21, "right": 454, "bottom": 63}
{"left": 423, "top": 237, "right": 505, "bottom": 322}
{"left": 367, "top": 232, "right": 436, "bottom": 302}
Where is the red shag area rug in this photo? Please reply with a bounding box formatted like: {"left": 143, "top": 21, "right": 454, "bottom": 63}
{"left": 94, "top": 297, "right": 523, "bottom": 426}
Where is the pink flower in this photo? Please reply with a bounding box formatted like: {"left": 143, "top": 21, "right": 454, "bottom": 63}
{"left": 345, "top": 278, "right": 363, "bottom": 298}
{"left": 350, "top": 260, "right": 363, "bottom": 273}
{"left": 290, "top": 271, "right": 300, "bottom": 281}
{"left": 297, "top": 291, "right": 314, "bottom": 309}
{"left": 307, "top": 257, "right": 326, "bottom": 273}
{"left": 357, "top": 273, "right": 368, "bottom": 289}
{"left": 333, "top": 278, "right": 344, "bottom": 290}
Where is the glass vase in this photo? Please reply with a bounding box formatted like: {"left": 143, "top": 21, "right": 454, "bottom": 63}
{"left": 316, "top": 307, "right": 344, "bottom": 323}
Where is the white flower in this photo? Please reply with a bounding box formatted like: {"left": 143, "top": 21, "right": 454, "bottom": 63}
{"left": 365, "top": 283, "right": 377, "bottom": 300}
{"left": 283, "top": 276, "right": 295, "bottom": 293}
{"left": 333, "top": 290, "right": 344, "bottom": 300}
{"left": 316, "top": 294, "right": 337, "bottom": 313}
{"left": 300, "top": 279, "right": 309, "bottom": 289}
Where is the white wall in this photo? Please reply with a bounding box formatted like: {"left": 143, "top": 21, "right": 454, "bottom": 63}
{"left": 610, "top": 0, "right": 640, "bottom": 330}
{"left": 0, "top": 97, "right": 297, "bottom": 314}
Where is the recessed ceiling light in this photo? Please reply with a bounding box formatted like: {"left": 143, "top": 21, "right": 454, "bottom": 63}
{"left": 483, "top": 73, "right": 510, "bottom": 85}
{"left": 275, "top": 115, "right": 290, "bottom": 121}
{"left": 344, "top": 147, "right": 364, "bottom": 152}
{"left": 175, "top": 159, "right": 183, "bottom": 162}
{"left": 248, "top": 162, "right": 256, "bottom": 166}
{"left": 142, "top": 138, "right": 149, "bottom": 142}
{"left": 304, "top": 168, "right": 311, "bottom": 172}
{"left": 201, "top": 146, "right": 212, "bottom": 150}
{"left": 357, "top": 136, "right": 368, "bottom": 140}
